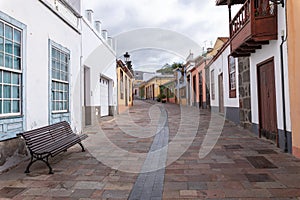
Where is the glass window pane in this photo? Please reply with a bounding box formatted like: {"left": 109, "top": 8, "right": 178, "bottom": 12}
{"left": 51, "top": 69, "right": 55, "bottom": 78}
{"left": 5, "top": 39, "right": 13, "bottom": 54}
{"left": 0, "top": 37, "right": 3, "bottom": 52}
{"left": 55, "top": 102, "right": 59, "bottom": 111}
{"left": 59, "top": 102, "right": 63, "bottom": 110}
{"left": 13, "top": 43, "right": 20, "bottom": 56}
{"left": 64, "top": 92, "right": 68, "bottom": 100}
{"left": 0, "top": 22, "right": 3, "bottom": 37}
{"left": 0, "top": 84, "right": 2, "bottom": 98}
{"left": 5, "top": 25, "right": 13, "bottom": 40}
{"left": 52, "top": 90, "right": 55, "bottom": 100}
{"left": 13, "top": 57, "right": 21, "bottom": 70}
{"left": 0, "top": 72, "right": 2, "bottom": 83}
{"left": 59, "top": 92, "right": 63, "bottom": 100}
{"left": 52, "top": 60, "right": 56, "bottom": 69}
{"left": 12, "top": 86, "right": 19, "bottom": 98}
{"left": 14, "top": 29, "right": 21, "bottom": 43}
{"left": 55, "top": 92, "right": 59, "bottom": 100}
{"left": 60, "top": 83, "right": 64, "bottom": 90}
{"left": 12, "top": 100, "right": 19, "bottom": 113}
{"left": 0, "top": 53, "right": 3, "bottom": 66}
{"left": 3, "top": 100, "right": 11, "bottom": 113}
{"left": 63, "top": 102, "right": 68, "bottom": 110}
{"left": 61, "top": 54, "right": 66, "bottom": 63}
{"left": 3, "top": 85, "right": 11, "bottom": 98}
{"left": 52, "top": 101, "right": 55, "bottom": 111}
{"left": 56, "top": 50, "right": 61, "bottom": 60}
{"left": 0, "top": 100, "right": 2, "bottom": 114}
{"left": 52, "top": 48, "right": 57, "bottom": 59}
{"left": 3, "top": 71, "right": 11, "bottom": 83}
{"left": 5, "top": 55, "right": 13, "bottom": 68}
{"left": 64, "top": 84, "right": 68, "bottom": 91}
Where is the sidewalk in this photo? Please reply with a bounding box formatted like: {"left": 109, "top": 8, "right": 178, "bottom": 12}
{"left": 0, "top": 100, "right": 300, "bottom": 199}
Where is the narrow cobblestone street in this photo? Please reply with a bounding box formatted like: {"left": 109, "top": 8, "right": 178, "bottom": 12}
{"left": 1, "top": 100, "right": 300, "bottom": 199}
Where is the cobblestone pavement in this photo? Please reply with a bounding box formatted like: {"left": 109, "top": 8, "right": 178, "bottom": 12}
{"left": 1, "top": 100, "right": 300, "bottom": 199}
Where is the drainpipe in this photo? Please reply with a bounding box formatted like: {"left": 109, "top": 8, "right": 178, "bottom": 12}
{"left": 280, "top": 31, "right": 287, "bottom": 152}
{"left": 280, "top": 1, "right": 288, "bottom": 153}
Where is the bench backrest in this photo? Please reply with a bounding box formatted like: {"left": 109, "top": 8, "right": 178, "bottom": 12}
{"left": 18, "top": 121, "right": 73, "bottom": 151}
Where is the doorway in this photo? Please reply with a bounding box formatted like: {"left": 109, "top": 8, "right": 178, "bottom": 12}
{"left": 257, "top": 58, "right": 278, "bottom": 144}
{"left": 84, "top": 67, "right": 91, "bottom": 126}
{"left": 218, "top": 73, "right": 224, "bottom": 113}
{"left": 199, "top": 71, "right": 203, "bottom": 108}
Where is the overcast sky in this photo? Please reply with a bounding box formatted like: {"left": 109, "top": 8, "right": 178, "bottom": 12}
{"left": 82, "top": 0, "right": 239, "bottom": 72}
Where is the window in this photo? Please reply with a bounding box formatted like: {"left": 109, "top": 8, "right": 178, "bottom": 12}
{"left": 0, "top": 20, "right": 22, "bottom": 117}
{"left": 51, "top": 46, "right": 69, "bottom": 113}
{"left": 120, "top": 70, "right": 124, "bottom": 99}
{"left": 211, "top": 70, "right": 215, "bottom": 100}
{"left": 228, "top": 55, "right": 236, "bottom": 98}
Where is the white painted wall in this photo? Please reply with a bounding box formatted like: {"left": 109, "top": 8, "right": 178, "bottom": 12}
{"left": 81, "top": 18, "right": 117, "bottom": 112}
{"left": 209, "top": 45, "right": 239, "bottom": 108}
{"left": 0, "top": 0, "right": 117, "bottom": 134}
{"left": 1, "top": 0, "right": 82, "bottom": 132}
{"left": 250, "top": 6, "right": 291, "bottom": 131}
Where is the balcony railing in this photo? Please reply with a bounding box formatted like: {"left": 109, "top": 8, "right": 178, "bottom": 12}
{"left": 230, "top": 0, "right": 250, "bottom": 37}
{"left": 229, "top": 0, "right": 278, "bottom": 57}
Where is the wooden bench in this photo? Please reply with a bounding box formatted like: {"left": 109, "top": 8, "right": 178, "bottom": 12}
{"left": 17, "top": 121, "right": 88, "bottom": 174}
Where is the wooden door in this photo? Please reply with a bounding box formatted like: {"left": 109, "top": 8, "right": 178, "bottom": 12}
{"left": 219, "top": 74, "right": 224, "bottom": 113}
{"left": 199, "top": 71, "right": 203, "bottom": 108}
{"left": 193, "top": 75, "right": 197, "bottom": 106}
{"left": 257, "top": 58, "right": 278, "bottom": 144}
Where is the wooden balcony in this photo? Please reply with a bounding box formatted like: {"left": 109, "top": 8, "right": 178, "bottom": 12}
{"left": 229, "top": 0, "right": 278, "bottom": 57}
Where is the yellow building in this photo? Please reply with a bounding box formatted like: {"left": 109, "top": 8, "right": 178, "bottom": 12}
{"left": 287, "top": 0, "right": 300, "bottom": 158}
{"left": 141, "top": 75, "right": 174, "bottom": 100}
{"left": 117, "top": 60, "right": 134, "bottom": 114}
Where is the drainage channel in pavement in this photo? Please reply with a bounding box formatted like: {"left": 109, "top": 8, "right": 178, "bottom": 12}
{"left": 129, "top": 105, "right": 169, "bottom": 200}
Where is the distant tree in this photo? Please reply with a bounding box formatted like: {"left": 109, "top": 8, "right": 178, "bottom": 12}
{"left": 156, "top": 62, "right": 183, "bottom": 75}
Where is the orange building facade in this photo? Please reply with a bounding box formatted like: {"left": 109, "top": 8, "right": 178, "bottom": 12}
{"left": 287, "top": 0, "right": 300, "bottom": 158}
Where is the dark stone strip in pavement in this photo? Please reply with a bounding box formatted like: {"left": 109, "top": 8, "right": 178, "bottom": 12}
{"left": 129, "top": 106, "right": 169, "bottom": 200}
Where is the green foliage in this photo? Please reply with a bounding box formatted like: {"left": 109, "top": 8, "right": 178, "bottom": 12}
{"left": 156, "top": 93, "right": 166, "bottom": 101}
{"left": 156, "top": 62, "right": 183, "bottom": 74}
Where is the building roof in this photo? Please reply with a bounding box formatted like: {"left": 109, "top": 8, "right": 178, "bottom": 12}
{"left": 117, "top": 60, "right": 134, "bottom": 78}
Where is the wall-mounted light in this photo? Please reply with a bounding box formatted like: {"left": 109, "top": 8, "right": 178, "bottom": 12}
{"left": 124, "top": 52, "right": 130, "bottom": 62}
{"left": 270, "top": 0, "right": 284, "bottom": 7}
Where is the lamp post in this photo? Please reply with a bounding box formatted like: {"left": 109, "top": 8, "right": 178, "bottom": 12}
{"left": 124, "top": 52, "right": 130, "bottom": 62}
{"left": 123, "top": 52, "right": 132, "bottom": 70}
{"left": 123, "top": 52, "right": 133, "bottom": 105}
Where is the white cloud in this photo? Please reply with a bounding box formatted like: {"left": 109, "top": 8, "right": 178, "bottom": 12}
{"left": 82, "top": 0, "right": 240, "bottom": 72}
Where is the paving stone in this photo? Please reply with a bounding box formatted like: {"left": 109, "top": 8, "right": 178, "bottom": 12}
{"left": 187, "top": 181, "right": 208, "bottom": 190}
{"left": 102, "top": 190, "right": 130, "bottom": 199}
{"left": 73, "top": 181, "right": 105, "bottom": 190}
{"left": 0, "top": 187, "right": 26, "bottom": 198}
{"left": 0, "top": 101, "right": 300, "bottom": 199}
{"left": 179, "top": 189, "right": 198, "bottom": 197}
{"left": 70, "top": 189, "right": 95, "bottom": 198}
{"left": 246, "top": 156, "right": 278, "bottom": 169}
{"left": 245, "top": 173, "right": 275, "bottom": 182}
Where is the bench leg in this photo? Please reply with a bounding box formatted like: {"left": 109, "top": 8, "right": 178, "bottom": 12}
{"left": 78, "top": 142, "right": 85, "bottom": 152}
{"left": 41, "top": 157, "right": 53, "bottom": 174}
{"left": 25, "top": 157, "right": 35, "bottom": 173}
{"left": 25, "top": 155, "right": 53, "bottom": 174}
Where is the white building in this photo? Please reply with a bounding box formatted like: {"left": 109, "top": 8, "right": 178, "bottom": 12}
{"left": 208, "top": 42, "right": 240, "bottom": 124}
{"left": 215, "top": 0, "right": 291, "bottom": 153}
{"left": 0, "top": 0, "right": 116, "bottom": 171}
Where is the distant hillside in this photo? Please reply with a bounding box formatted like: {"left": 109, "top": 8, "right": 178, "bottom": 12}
{"left": 156, "top": 63, "right": 183, "bottom": 75}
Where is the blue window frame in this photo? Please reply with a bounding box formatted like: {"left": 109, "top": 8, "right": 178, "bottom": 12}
{"left": 0, "top": 19, "right": 22, "bottom": 118}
